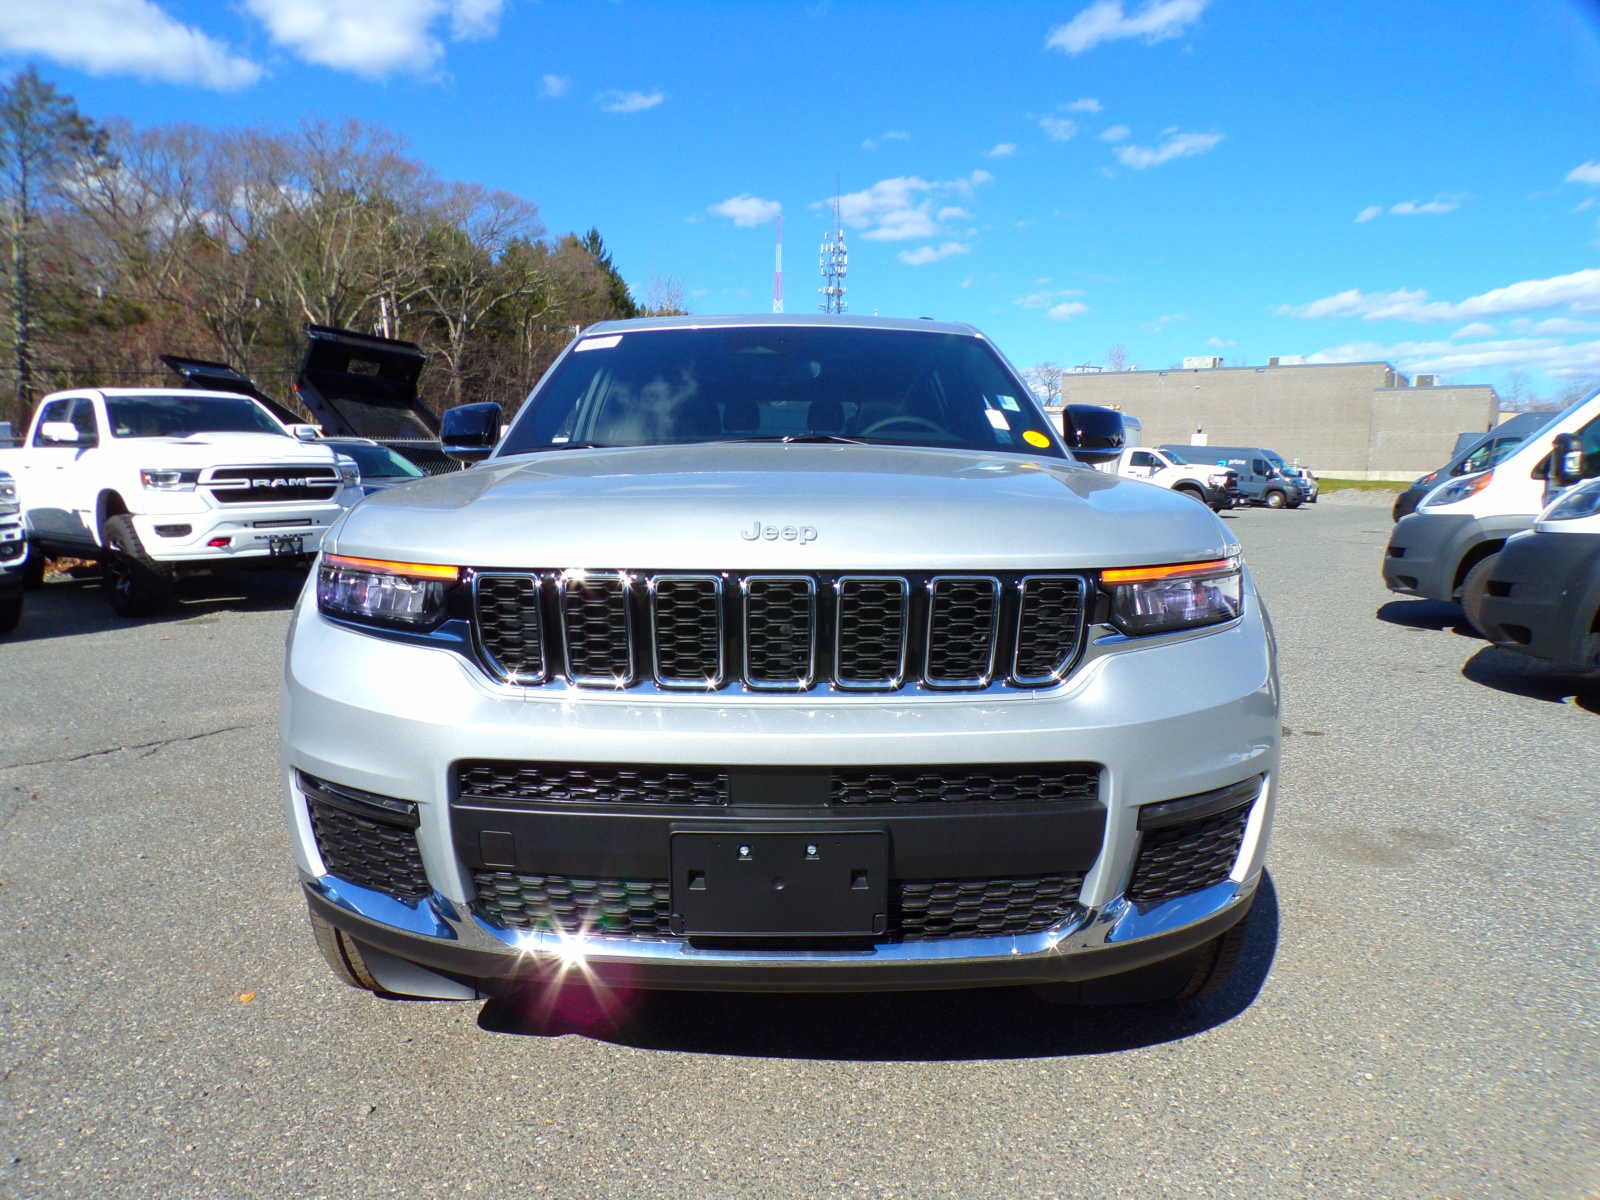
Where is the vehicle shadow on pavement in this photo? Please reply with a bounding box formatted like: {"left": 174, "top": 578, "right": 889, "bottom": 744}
{"left": 1374, "top": 599, "right": 1479, "bottom": 638}
{"left": 476, "top": 875, "right": 1280, "bottom": 1061}
{"left": 1461, "top": 646, "right": 1599, "bottom": 712}
{"left": 7, "top": 571, "right": 305, "bottom": 643}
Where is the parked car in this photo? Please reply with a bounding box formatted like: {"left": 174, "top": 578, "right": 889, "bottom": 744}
{"left": 1160, "top": 445, "right": 1308, "bottom": 508}
{"left": 1468, "top": 478, "right": 1600, "bottom": 675}
{"left": 0, "top": 469, "right": 24, "bottom": 633}
{"left": 1106, "top": 446, "right": 1239, "bottom": 511}
{"left": 282, "top": 314, "right": 1279, "bottom": 1007}
{"left": 1390, "top": 413, "right": 1549, "bottom": 521}
{"left": 1383, "top": 389, "right": 1600, "bottom": 614}
{"left": 0, "top": 388, "right": 363, "bottom": 616}
{"left": 317, "top": 438, "right": 427, "bottom": 496}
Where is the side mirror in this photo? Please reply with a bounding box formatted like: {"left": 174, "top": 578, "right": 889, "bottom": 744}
{"left": 286, "top": 423, "right": 321, "bottom": 441}
{"left": 39, "top": 421, "right": 79, "bottom": 445}
{"left": 441, "top": 402, "right": 502, "bottom": 464}
{"left": 1548, "top": 432, "right": 1585, "bottom": 489}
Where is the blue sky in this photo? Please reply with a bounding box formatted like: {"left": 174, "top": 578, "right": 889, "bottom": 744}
{"left": 4, "top": 0, "right": 1600, "bottom": 401}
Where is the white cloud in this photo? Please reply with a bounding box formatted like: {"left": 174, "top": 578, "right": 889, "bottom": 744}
{"left": 1046, "top": 0, "right": 1208, "bottom": 55}
{"left": 242, "top": 0, "right": 503, "bottom": 78}
{"left": 1307, "top": 335, "right": 1600, "bottom": 379}
{"left": 1565, "top": 161, "right": 1600, "bottom": 185}
{"left": 1039, "top": 116, "right": 1078, "bottom": 142}
{"left": 1066, "top": 97, "right": 1102, "bottom": 112}
{"left": 1144, "top": 312, "right": 1187, "bottom": 333}
{"left": 822, "top": 171, "right": 991, "bottom": 241}
{"left": 1511, "top": 317, "right": 1600, "bottom": 335}
{"left": 1278, "top": 269, "right": 1600, "bottom": 324}
{"left": 598, "top": 89, "right": 665, "bottom": 113}
{"left": 1048, "top": 301, "right": 1089, "bottom": 321}
{"left": 985, "top": 142, "right": 1017, "bottom": 158}
{"left": 1099, "top": 124, "right": 1130, "bottom": 142}
{"left": 707, "top": 193, "right": 781, "bottom": 228}
{"left": 1114, "top": 131, "right": 1222, "bottom": 169}
{"left": 1015, "top": 288, "right": 1084, "bottom": 309}
{"left": 1389, "top": 196, "right": 1460, "bottom": 216}
{"left": 0, "top": 0, "right": 262, "bottom": 90}
{"left": 936, "top": 206, "right": 971, "bottom": 221}
{"left": 898, "top": 242, "right": 970, "bottom": 266}
{"left": 1355, "top": 205, "right": 1383, "bottom": 223}
{"left": 862, "top": 129, "right": 911, "bottom": 150}
{"left": 1452, "top": 322, "right": 1497, "bottom": 339}
{"left": 1205, "top": 336, "right": 1236, "bottom": 348}
{"left": 1576, "top": 198, "right": 1597, "bottom": 213}
{"left": 960, "top": 276, "right": 974, "bottom": 289}
{"left": 539, "top": 73, "right": 569, "bottom": 98}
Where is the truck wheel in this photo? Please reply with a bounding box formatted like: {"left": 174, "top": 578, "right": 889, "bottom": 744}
{"left": 1459, "top": 552, "right": 1500, "bottom": 636}
{"left": 1034, "top": 906, "right": 1253, "bottom": 1007}
{"left": 101, "top": 515, "right": 173, "bottom": 617}
{"left": 0, "top": 592, "right": 20, "bottom": 634}
{"left": 1263, "top": 489, "right": 1288, "bottom": 509}
{"left": 21, "top": 553, "right": 44, "bottom": 589}
{"left": 1173, "top": 484, "right": 1207, "bottom": 506}
{"left": 309, "top": 912, "right": 387, "bottom": 993}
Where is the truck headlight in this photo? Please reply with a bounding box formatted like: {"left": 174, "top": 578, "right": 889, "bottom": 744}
{"left": 139, "top": 468, "right": 201, "bottom": 491}
{"left": 336, "top": 455, "right": 361, "bottom": 488}
{"left": 1102, "top": 557, "right": 1243, "bottom": 636}
{"left": 317, "top": 554, "right": 459, "bottom": 628}
{"left": 1543, "top": 481, "right": 1600, "bottom": 522}
{"left": 1422, "top": 470, "right": 1492, "bottom": 508}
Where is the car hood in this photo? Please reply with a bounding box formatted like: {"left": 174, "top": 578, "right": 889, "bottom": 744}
{"left": 328, "top": 443, "right": 1237, "bottom": 570}
{"left": 114, "top": 432, "right": 338, "bottom": 466}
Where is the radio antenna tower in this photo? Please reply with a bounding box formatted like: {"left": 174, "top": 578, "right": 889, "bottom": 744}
{"left": 819, "top": 182, "right": 848, "bottom": 314}
{"left": 772, "top": 215, "right": 784, "bottom": 313}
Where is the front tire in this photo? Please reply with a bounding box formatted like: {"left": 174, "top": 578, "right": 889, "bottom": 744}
{"left": 1173, "top": 484, "right": 1208, "bottom": 506}
{"left": 21, "top": 552, "right": 45, "bottom": 589}
{"left": 0, "top": 591, "right": 20, "bottom": 634}
{"left": 1263, "top": 489, "right": 1287, "bottom": 509}
{"left": 1459, "top": 552, "right": 1500, "bottom": 635}
{"left": 101, "top": 514, "right": 173, "bottom": 617}
{"left": 1034, "top": 906, "right": 1253, "bottom": 1006}
{"left": 310, "top": 912, "right": 387, "bottom": 994}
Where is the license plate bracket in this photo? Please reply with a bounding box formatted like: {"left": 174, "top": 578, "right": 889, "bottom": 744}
{"left": 670, "top": 830, "right": 888, "bottom": 938}
{"left": 267, "top": 534, "right": 306, "bottom": 558}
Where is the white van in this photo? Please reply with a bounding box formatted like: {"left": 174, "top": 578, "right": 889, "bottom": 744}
{"left": 1382, "top": 388, "right": 1600, "bottom": 608}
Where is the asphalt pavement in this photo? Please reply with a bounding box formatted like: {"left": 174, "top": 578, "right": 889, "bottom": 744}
{"left": 1, "top": 501, "right": 1595, "bottom": 1199}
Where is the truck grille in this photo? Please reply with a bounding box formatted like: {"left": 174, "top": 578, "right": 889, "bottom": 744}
{"left": 301, "top": 774, "right": 430, "bottom": 901}
{"left": 205, "top": 465, "right": 340, "bottom": 504}
{"left": 470, "top": 570, "right": 1088, "bottom": 693}
{"left": 471, "top": 871, "right": 1084, "bottom": 942}
{"left": 454, "top": 761, "right": 1100, "bottom": 808}
{"left": 1126, "top": 804, "right": 1251, "bottom": 905}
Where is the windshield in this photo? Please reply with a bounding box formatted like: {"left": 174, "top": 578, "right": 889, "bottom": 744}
{"left": 497, "top": 326, "right": 1067, "bottom": 460}
{"left": 1161, "top": 448, "right": 1191, "bottom": 465}
{"left": 107, "top": 393, "right": 286, "bottom": 438}
{"left": 330, "top": 442, "right": 425, "bottom": 478}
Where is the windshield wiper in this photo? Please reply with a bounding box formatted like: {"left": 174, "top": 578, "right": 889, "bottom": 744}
{"left": 720, "top": 434, "right": 870, "bottom": 446}
{"left": 536, "top": 441, "right": 613, "bottom": 451}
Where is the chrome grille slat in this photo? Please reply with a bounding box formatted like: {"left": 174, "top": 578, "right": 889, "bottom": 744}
{"left": 743, "top": 575, "right": 816, "bottom": 690}
{"left": 467, "top": 570, "right": 1088, "bottom": 693}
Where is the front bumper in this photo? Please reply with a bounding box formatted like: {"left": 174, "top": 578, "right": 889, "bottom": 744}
{"left": 133, "top": 499, "right": 350, "bottom": 566}
{"left": 282, "top": 586, "right": 1279, "bottom": 993}
{"left": 1477, "top": 531, "right": 1600, "bottom": 673}
{"left": 1382, "top": 511, "right": 1531, "bottom": 601}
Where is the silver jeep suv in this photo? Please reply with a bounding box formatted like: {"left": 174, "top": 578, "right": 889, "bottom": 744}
{"left": 281, "top": 316, "right": 1279, "bottom": 1005}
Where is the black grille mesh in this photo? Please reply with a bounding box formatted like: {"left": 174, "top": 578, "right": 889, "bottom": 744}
{"left": 1014, "top": 577, "right": 1086, "bottom": 682}
{"left": 925, "top": 578, "right": 999, "bottom": 683}
{"left": 475, "top": 574, "right": 544, "bottom": 679}
{"left": 457, "top": 761, "right": 729, "bottom": 806}
{"left": 832, "top": 763, "right": 1099, "bottom": 806}
{"left": 206, "top": 466, "right": 339, "bottom": 504}
{"left": 470, "top": 872, "right": 1083, "bottom": 941}
{"left": 561, "top": 575, "right": 631, "bottom": 682}
{"left": 653, "top": 577, "right": 722, "bottom": 684}
{"left": 893, "top": 874, "right": 1085, "bottom": 940}
{"left": 473, "top": 872, "right": 674, "bottom": 938}
{"left": 307, "top": 798, "right": 429, "bottom": 901}
{"left": 835, "top": 578, "right": 908, "bottom": 686}
{"left": 745, "top": 578, "right": 814, "bottom": 684}
{"left": 1127, "top": 804, "right": 1251, "bottom": 904}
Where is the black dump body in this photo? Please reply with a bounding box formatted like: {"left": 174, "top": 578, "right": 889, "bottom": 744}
{"left": 159, "top": 355, "right": 304, "bottom": 429}
{"left": 293, "top": 325, "right": 461, "bottom": 476}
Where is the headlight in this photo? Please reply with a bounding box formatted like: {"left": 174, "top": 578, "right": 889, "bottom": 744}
{"left": 0, "top": 476, "right": 16, "bottom": 514}
{"left": 1422, "top": 470, "right": 1492, "bottom": 508}
{"left": 139, "top": 468, "right": 201, "bottom": 491}
{"left": 336, "top": 455, "right": 361, "bottom": 488}
{"left": 1543, "top": 481, "right": 1600, "bottom": 522}
{"left": 316, "top": 554, "right": 459, "bottom": 628}
{"left": 1101, "top": 557, "right": 1244, "bottom": 636}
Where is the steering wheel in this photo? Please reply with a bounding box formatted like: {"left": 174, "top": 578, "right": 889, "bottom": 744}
{"left": 858, "top": 415, "right": 946, "bottom": 437}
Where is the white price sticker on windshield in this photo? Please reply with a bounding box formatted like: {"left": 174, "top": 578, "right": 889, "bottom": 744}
{"left": 574, "top": 335, "right": 622, "bottom": 352}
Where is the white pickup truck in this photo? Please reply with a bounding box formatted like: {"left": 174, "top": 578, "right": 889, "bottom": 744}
{"left": 0, "top": 387, "right": 361, "bottom": 615}
{"left": 1098, "top": 446, "right": 1239, "bottom": 512}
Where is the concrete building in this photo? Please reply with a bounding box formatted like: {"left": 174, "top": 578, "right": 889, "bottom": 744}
{"left": 1049, "top": 360, "right": 1499, "bottom": 479}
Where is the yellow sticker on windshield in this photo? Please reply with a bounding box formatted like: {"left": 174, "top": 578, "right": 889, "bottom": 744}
{"left": 1022, "top": 429, "right": 1050, "bottom": 448}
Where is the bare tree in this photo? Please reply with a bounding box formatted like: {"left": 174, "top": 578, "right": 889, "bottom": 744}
{"left": 1106, "top": 343, "right": 1129, "bottom": 372}
{"left": 1020, "top": 362, "right": 1065, "bottom": 406}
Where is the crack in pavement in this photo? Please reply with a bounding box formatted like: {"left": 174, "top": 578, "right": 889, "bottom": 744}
{"left": 0, "top": 725, "right": 252, "bottom": 772}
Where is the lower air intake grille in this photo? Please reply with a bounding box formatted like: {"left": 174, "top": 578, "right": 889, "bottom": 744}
{"left": 473, "top": 872, "right": 674, "bottom": 938}
{"left": 303, "top": 778, "right": 429, "bottom": 901}
{"left": 456, "top": 761, "right": 730, "bottom": 807}
{"left": 1127, "top": 804, "right": 1251, "bottom": 905}
{"left": 831, "top": 763, "right": 1100, "bottom": 806}
{"left": 893, "top": 874, "right": 1086, "bottom": 941}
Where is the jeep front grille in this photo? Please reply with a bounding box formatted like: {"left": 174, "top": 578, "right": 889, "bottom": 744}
{"left": 469, "top": 570, "right": 1087, "bottom": 693}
